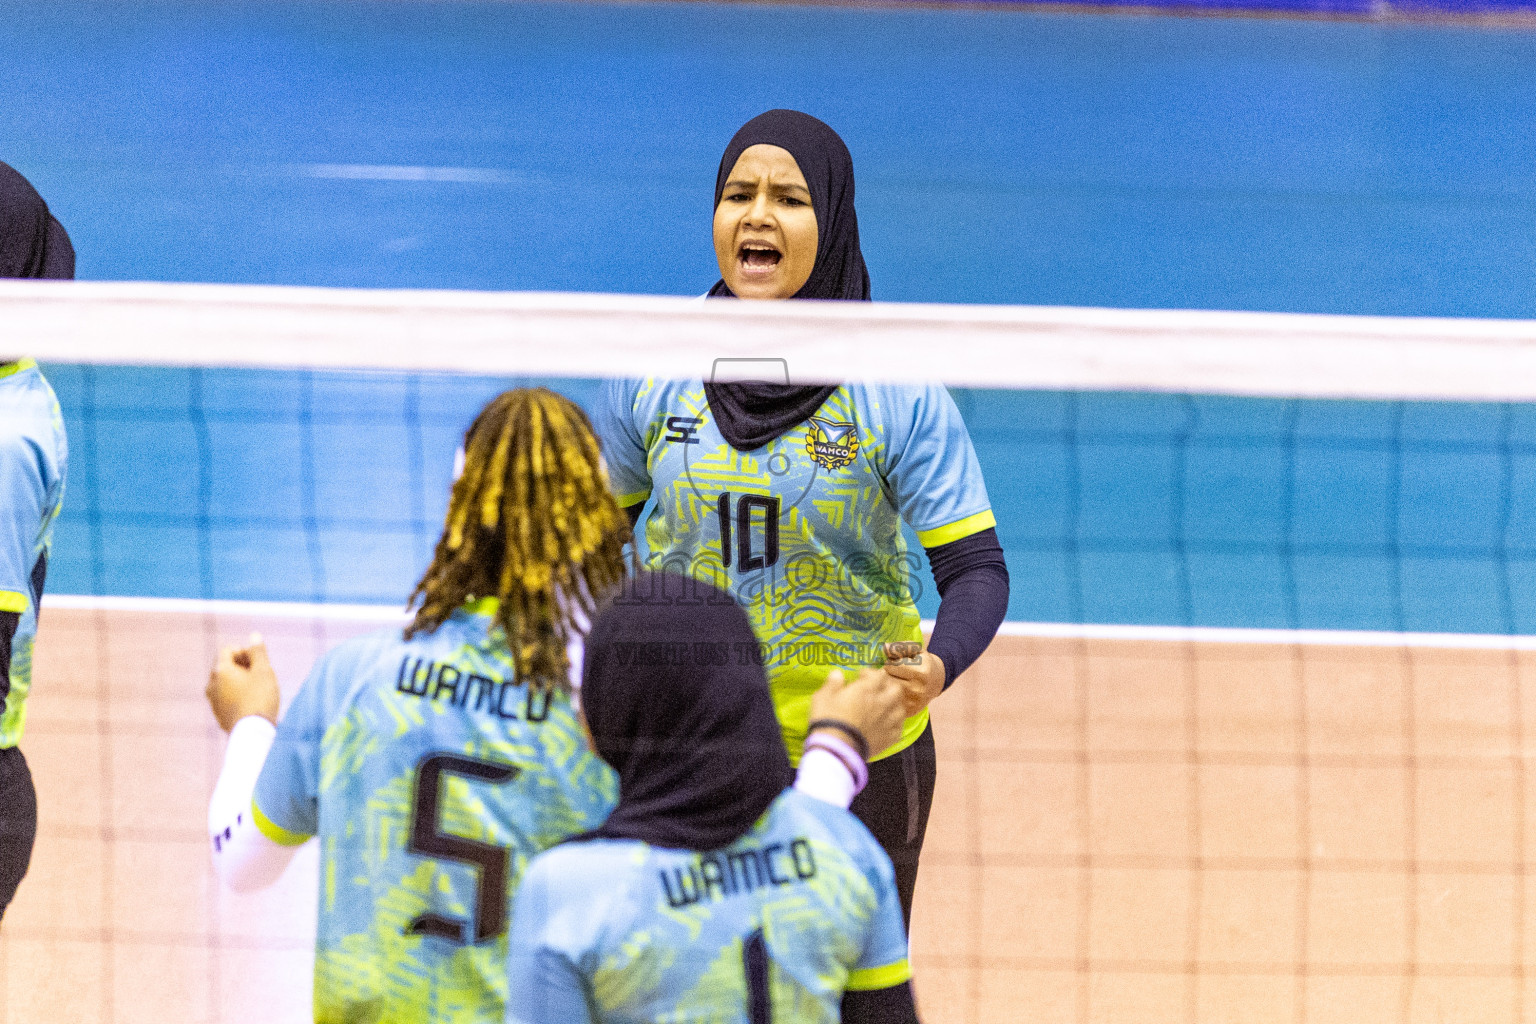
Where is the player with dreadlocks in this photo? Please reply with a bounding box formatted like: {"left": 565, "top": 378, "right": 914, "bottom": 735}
{"left": 204, "top": 388, "right": 626, "bottom": 1024}
{"left": 202, "top": 386, "right": 901, "bottom": 1024}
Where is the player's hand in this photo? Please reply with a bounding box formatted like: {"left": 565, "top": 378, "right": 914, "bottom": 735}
{"left": 883, "top": 641, "right": 945, "bottom": 716}
{"left": 207, "top": 633, "right": 280, "bottom": 732}
{"left": 808, "top": 667, "right": 905, "bottom": 757}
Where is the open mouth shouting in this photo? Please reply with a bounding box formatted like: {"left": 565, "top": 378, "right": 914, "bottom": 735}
{"left": 737, "top": 240, "right": 783, "bottom": 279}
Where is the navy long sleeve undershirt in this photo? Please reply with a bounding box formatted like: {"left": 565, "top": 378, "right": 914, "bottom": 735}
{"left": 923, "top": 527, "right": 1010, "bottom": 690}
{"left": 841, "top": 981, "right": 922, "bottom": 1024}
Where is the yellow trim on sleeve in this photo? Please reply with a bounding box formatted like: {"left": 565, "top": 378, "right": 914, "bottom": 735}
{"left": 0, "top": 358, "right": 36, "bottom": 380}
{"left": 252, "top": 799, "right": 312, "bottom": 847}
{"left": 0, "top": 591, "right": 27, "bottom": 614}
{"left": 846, "top": 959, "right": 913, "bottom": 992}
{"left": 616, "top": 489, "right": 651, "bottom": 509}
{"left": 915, "top": 509, "right": 996, "bottom": 549}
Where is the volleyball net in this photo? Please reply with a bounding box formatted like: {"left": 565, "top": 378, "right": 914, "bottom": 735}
{"left": 4, "top": 279, "right": 1536, "bottom": 1024}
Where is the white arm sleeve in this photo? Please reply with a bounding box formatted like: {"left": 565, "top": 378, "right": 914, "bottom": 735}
{"left": 208, "top": 716, "right": 302, "bottom": 891}
{"left": 793, "top": 747, "right": 860, "bottom": 810}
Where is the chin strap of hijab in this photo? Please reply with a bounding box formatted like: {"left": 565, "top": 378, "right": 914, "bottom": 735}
{"left": 579, "top": 570, "right": 795, "bottom": 851}
{"left": 702, "top": 381, "right": 839, "bottom": 452}
{"left": 0, "top": 162, "right": 75, "bottom": 280}
{"left": 705, "top": 109, "right": 867, "bottom": 450}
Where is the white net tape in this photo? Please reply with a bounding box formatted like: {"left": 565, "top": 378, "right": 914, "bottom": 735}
{"left": 7, "top": 279, "right": 1536, "bottom": 399}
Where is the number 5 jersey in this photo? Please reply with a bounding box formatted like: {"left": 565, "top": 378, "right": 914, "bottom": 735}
{"left": 594, "top": 379, "right": 994, "bottom": 763}
{"left": 252, "top": 600, "right": 618, "bottom": 1024}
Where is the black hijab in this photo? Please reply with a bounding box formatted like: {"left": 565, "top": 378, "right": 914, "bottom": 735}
{"left": 707, "top": 109, "right": 869, "bottom": 303}
{"left": 0, "top": 162, "right": 74, "bottom": 280}
{"left": 705, "top": 110, "right": 867, "bottom": 450}
{"left": 581, "top": 571, "right": 794, "bottom": 851}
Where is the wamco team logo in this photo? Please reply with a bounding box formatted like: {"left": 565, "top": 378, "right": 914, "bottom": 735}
{"left": 805, "top": 416, "right": 860, "bottom": 470}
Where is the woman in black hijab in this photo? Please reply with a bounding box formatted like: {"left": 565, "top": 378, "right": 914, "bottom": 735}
{"left": 504, "top": 570, "right": 921, "bottom": 1024}
{"left": 0, "top": 162, "right": 74, "bottom": 280}
{"left": 707, "top": 107, "right": 868, "bottom": 304}
{"left": 580, "top": 570, "right": 796, "bottom": 850}
{"left": 595, "top": 109, "right": 1010, "bottom": 932}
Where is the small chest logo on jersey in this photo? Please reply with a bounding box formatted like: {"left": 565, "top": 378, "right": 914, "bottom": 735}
{"left": 665, "top": 416, "right": 703, "bottom": 444}
{"left": 805, "top": 416, "right": 859, "bottom": 470}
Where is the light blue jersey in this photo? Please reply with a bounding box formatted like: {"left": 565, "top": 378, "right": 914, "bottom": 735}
{"left": 0, "top": 358, "right": 67, "bottom": 748}
{"left": 594, "top": 379, "right": 993, "bottom": 761}
{"left": 254, "top": 600, "right": 618, "bottom": 1024}
{"left": 504, "top": 789, "right": 910, "bottom": 1024}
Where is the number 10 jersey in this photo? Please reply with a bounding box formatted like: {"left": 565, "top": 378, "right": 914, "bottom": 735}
{"left": 253, "top": 602, "right": 618, "bottom": 1024}
{"left": 594, "top": 379, "right": 995, "bottom": 764}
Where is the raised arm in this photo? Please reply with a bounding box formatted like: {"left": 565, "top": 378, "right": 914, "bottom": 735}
{"left": 205, "top": 637, "right": 304, "bottom": 890}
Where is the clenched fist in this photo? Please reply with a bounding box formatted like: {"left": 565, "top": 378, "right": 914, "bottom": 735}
{"left": 206, "top": 633, "right": 280, "bottom": 732}
{"left": 882, "top": 641, "right": 945, "bottom": 717}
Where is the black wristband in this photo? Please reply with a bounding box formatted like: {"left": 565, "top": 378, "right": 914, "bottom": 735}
{"left": 805, "top": 718, "right": 870, "bottom": 760}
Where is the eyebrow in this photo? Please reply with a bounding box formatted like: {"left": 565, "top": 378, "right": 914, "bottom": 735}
{"left": 722, "top": 178, "right": 811, "bottom": 196}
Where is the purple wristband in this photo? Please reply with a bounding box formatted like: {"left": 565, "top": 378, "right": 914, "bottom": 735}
{"left": 803, "top": 731, "right": 869, "bottom": 793}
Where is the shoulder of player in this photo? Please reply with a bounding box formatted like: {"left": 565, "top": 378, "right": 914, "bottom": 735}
{"left": 609, "top": 376, "right": 693, "bottom": 400}
{"left": 633, "top": 377, "right": 697, "bottom": 408}
{"left": 324, "top": 612, "right": 508, "bottom": 681}
{"left": 510, "top": 842, "right": 651, "bottom": 964}
{"left": 839, "top": 381, "right": 950, "bottom": 431}
{"left": 318, "top": 622, "right": 416, "bottom": 665}
{"left": 0, "top": 369, "right": 58, "bottom": 434}
{"left": 625, "top": 379, "right": 708, "bottom": 448}
{"left": 521, "top": 840, "right": 647, "bottom": 921}
{"left": 773, "top": 790, "right": 886, "bottom": 868}
{"left": 304, "top": 623, "right": 428, "bottom": 697}
{"left": 0, "top": 389, "right": 63, "bottom": 482}
{"left": 607, "top": 378, "right": 691, "bottom": 425}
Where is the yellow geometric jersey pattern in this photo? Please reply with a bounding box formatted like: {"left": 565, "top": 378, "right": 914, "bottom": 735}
{"left": 0, "top": 359, "right": 67, "bottom": 749}
{"left": 505, "top": 790, "right": 910, "bottom": 1024}
{"left": 253, "top": 609, "right": 617, "bottom": 1024}
{"left": 595, "top": 379, "right": 994, "bottom": 763}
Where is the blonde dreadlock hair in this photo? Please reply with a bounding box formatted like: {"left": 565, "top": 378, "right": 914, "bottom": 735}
{"left": 406, "top": 388, "right": 633, "bottom": 691}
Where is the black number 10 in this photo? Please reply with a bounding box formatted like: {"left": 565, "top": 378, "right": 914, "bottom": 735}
{"left": 717, "top": 491, "right": 780, "bottom": 572}
{"left": 406, "top": 752, "right": 520, "bottom": 944}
